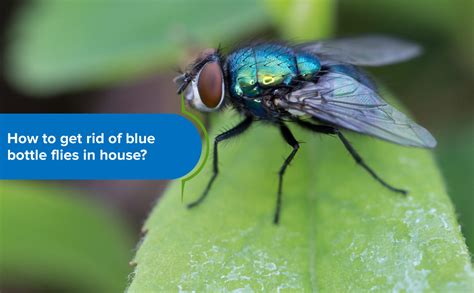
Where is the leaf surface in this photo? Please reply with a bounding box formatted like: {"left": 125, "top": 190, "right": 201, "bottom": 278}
{"left": 128, "top": 108, "right": 473, "bottom": 291}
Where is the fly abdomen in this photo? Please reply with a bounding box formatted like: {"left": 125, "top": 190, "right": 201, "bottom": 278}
{"left": 295, "top": 51, "right": 321, "bottom": 81}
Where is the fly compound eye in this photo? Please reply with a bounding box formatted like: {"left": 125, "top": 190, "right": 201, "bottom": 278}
{"left": 191, "top": 61, "right": 225, "bottom": 112}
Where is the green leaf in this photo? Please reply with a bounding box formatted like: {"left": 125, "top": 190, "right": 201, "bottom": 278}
{"left": 128, "top": 107, "right": 473, "bottom": 291}
{"left": 437, "top": 124, "right": 474, "bottom": 254}
{"left": 0, "top": 181, "right": 133, "bottom": 292}
{"left": 265, "top": 0, "right": 335, "bottom": 40}
{"left": 6, "top": 0, "right": 268, "bottom": 95}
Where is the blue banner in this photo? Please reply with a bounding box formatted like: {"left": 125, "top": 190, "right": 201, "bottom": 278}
{"left": 0, "top": 114, "right": 202, "bottom": 179}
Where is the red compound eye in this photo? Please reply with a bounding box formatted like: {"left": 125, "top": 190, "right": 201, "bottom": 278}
{"left": 197, "top": 61, "right": 224, "bottom": 108}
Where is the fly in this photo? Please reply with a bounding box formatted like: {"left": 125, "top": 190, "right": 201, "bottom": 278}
{"left": 174, "top": 35, "right": 437, "bottom": 224}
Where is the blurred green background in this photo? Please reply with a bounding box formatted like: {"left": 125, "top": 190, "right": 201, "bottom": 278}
{"left": 0, "top": 0, "right": 472, "bottom": 292}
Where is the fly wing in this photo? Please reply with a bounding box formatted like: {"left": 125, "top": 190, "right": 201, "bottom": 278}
{"left": 298, "top": 35, "right": 422, "bottom": 66}
{"left": 284, "top": 72, "right": 437, "bottom": 148}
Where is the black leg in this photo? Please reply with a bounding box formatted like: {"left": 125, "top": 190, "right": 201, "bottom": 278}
{"left": 295, "top": 119, "right": 338, "bottom": 135}
{"left": 336, "top": 131, "right": 407, "bottom": 195}
{"left": 187, "top": 116, "right": 253, "bottom": 208}
{"left": 296, "top": 119, "right": 407, "bottom": 195}
{"left": 274, "top": 123, "right": 300, "bottom": 224}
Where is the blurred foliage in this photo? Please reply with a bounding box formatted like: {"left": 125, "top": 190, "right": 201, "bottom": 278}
{"left": 0, "top": 181, "right": 133, "bottom": 292}
{"left": 266, "top": 0, "right": 335, "bottom": 40}
{"left": 337, "top": 0, "right": 474, "bottom": 106}
{"left": 129, "top": 109, "right": 473, "bottom": 291}
{"left": 437, "top": 125, "right": 474, "bottom": 253}
{"left": 5, "top": 0, "right": 270, "bottom": 95}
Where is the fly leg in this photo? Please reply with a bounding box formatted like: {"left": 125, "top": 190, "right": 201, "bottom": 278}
{"left": 187, "top": 116, "right": 253, "bottom": 208}
{"left": 336, "top": 131, "right": 407, "bottom": 195}
{"left": 295, "top": 119, "right": 407, "bottom": 195}
{"left": 295, "top": 119, "right": 338, "bottom": 135}
{"left": 275, "top": 124, "right": 300, "bottom": 224}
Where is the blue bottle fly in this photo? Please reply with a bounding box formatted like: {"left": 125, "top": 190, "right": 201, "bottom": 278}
{"left": 174, "top": 35, "right": 436, "bottom": 224}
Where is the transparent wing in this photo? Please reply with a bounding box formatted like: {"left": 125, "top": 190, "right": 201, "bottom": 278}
{"left": 284, "top": 72, "right": 437, "bottom": 148}
{"left": 298, "top": 35, "right": 422, "bottom": 66}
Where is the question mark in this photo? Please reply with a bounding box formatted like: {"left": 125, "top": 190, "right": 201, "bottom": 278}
{"left": 140, "top": 149, "right": 147, "bottom": 160}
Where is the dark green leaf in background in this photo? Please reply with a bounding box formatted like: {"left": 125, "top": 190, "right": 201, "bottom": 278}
{"left": 437, "top": 124, "right": 474, "bottom": 255}
{"left": 6, "top": 0, "right": 269, "bottom": 95}
{"left": 0, "top": 181, "right": 133, "bottom": 292}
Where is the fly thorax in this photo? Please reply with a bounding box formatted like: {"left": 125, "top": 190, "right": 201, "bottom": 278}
{"left": 257, "top": 72, "right": 288, "bottom": 87}
{"left": 237, "top": 76, "right": 261, "bottom": 97}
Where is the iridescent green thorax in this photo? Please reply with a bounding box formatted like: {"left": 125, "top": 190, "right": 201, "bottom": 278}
{"left": 227, "top": 47, "right": 259, "bottom": 97}
{"left": 254, "top": 44, "right": 297, "bottom": 88}
{"left": 227, "top": 44, "right": 321, "bottom": 99}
